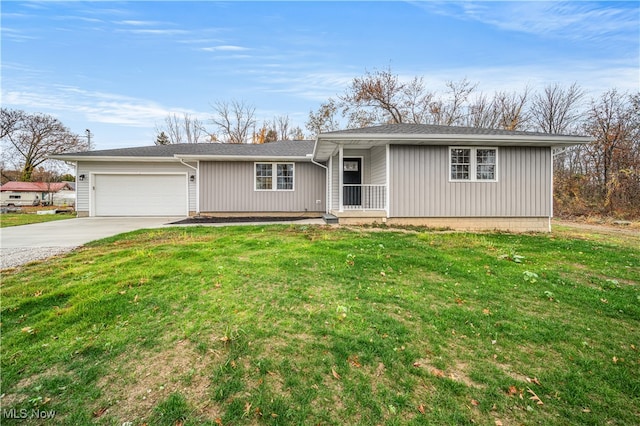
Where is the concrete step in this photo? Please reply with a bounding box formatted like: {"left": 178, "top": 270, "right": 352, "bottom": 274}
{"left": 322, "top": 214, "right": 339, "bottom": 224}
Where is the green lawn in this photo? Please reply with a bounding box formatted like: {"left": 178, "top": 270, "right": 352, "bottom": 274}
{"left": 1, "top": 225, "right": 638, "bottom": 425}
{"left": 0, "top": 212, "right": 75, "bottom": 228}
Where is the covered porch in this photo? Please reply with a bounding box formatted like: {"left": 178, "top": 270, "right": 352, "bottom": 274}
{"left": 325, "top": 144, "right": 389, "bottom": 223}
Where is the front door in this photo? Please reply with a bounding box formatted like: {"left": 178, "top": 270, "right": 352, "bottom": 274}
{"left": 343, "top": 158, "right": 362, "bottom": 206}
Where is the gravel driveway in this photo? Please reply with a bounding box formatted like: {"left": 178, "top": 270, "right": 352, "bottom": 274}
{"left": 1, "top": 247, "right": 78, "bottom": 269}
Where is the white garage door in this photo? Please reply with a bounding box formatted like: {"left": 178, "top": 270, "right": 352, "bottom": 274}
{"left": 94, "top": 174, "right": 187, "bottom": 216}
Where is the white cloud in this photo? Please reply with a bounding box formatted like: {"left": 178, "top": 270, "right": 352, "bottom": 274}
{"left": 417, "top": 1, "right": 638, "bottom": 43}
{"left": 200, "top": 45, "right": 250, "bottom": 52}
{"left": 1, "top": 27, "right": 39, "bottom": 42}
{"left": 117, "top": 20, "right": 164, "bottom": 26}
{"left": 120, "top": 28, "right": 190, "bottom": 36}
{"left": 1, "top": 85, "right": 203, "bottom": 128}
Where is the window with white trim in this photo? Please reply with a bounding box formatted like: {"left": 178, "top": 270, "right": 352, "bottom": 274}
{"left": 255, "top": 163, "right": 294, "bottom": 190}
{"left": 449, "top": 147, "right": 497, "bottom": 181}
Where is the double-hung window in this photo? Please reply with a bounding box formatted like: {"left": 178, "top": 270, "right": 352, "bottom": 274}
{"left": 449, "top": 147, "right": 497, "bottom": 182}
{"left": 255, "top": 162, "right": 294, "bottom": 191}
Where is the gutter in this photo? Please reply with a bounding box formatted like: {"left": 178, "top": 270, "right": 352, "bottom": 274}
{"left": 173, "top": 155, "right": 312, "bottom": 162}
{"left": 177, "top": 157, "right": 197, "bottom": 171}
{"left": 307, "top": 153, "right": 327, "bottom": 170}
{"left": 48, "top": 155, "right": 179, "bottom": 162}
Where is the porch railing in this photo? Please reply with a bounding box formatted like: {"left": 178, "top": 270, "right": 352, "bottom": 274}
{"left": 343, "top": 184, "right": 386, "bottom": 210}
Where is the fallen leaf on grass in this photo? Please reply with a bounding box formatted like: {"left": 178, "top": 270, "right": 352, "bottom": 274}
{"left": 214, "top": 419, "right": 223, "bottom": 425}
{"left": 34, "top": 290, "right": 43, "bottom": 297}
{"left": 244, "top": 402, "right": 252, "bottom": 416}
{"left": 582, "top": 407, "right": 591, "bottom": 413}
{"left": 417, "top": 404, "right": 426, "bottom": 414}
{"left": 471, "top": 399, "right": 479, "bottom": 406}
{"left": 331, "top": 368, "right": 341, "bottom": 380}
{"left": 495, "top": 421, "right": 503, "bottom": 426}
{"left": 526, "top": 377, "right": 541, "bottom": 386}
{"left": 507, "top": 385, "right": 519, "bottom": 396}
{"left": 527, "top": 388, "right": 544, "bottom": 405}
{"left": 348, "top": 355, "right": 361, "bottom": 368}
{"left": 612, "top": 356, "right": 619, "bottom": 364}
{"left": 482, "top": 308, "right": 491, "bottom": 315}
{"left": 92, "top": 407, "right": 107, "bottom": 418}
{"left": 430, "top": 368, "right": 446, "bottom": 378}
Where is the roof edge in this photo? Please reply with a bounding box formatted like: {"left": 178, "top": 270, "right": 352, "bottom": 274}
{"left": 317, "top": 132, "right": 593, "bottom": 144}
{"left": 49, "top": 155, "right": 180, "bottom": 162}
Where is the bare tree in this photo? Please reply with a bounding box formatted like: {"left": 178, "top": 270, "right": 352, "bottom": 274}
{"left": 306, "top": 99, "right": 341, "bottom": 136}
{"left": 494, "top": 89, "right": 530, "bottom": 131}
{"left": 272, "top": 115, "right": 291, "bottom": 140}
{"left": 0, "top": 108, "right": 87, "bottom": 181}
{"left": 155, "top": 113, "right": 206, "bottom": 144}
{"left": 401, "top": 77, "right": 434, "bottom": 124}
{"left": 0, "top": 108, "right": 25, "bottom": 139}
{"left": 211, "top": 100, "right": 256, "bottom": 144}
{"left": 429, "top": 79, "right": 477, "bottom": 126}
{"left": 339, "top": 67, "right": 405, "bottom": 124}
{"left": 531, "top": 83, "right": 585, "bottom": 134}
{"left": 289, "top": 126, "right": 306, "bottom": 140}
{"left": 183, "top": 113, "right": 206, "bottom": 144}
{"left": 583, "top": 90, "right": 638, "bottom": 199}
{"left": 465, "top": 94, "right": 500, "bottom": 129}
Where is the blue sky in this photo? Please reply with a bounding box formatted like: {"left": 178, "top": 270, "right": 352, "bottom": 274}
{"left": 2, "top": 1, "right": 638, "bottom": 150}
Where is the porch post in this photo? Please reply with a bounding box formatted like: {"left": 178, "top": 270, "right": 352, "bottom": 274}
{"left": 338, "top": 144, "right": 344, "bottom": 212}
{"left": 385, "top": 144, "right": 390, "bottom": 218}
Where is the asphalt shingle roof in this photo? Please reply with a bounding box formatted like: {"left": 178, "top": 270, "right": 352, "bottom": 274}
{"left": 58, "top": 140, "right": 315, "bottom": 158}
{"left": 320, "top": 123, "right": 557, "bottom": 137}
{"left": 0, "top": 182, "right": 73, "bottom": 192}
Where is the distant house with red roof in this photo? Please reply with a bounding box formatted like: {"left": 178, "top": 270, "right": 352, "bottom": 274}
{"left": 0, "top": 181, "right": 75, "bottom": 207}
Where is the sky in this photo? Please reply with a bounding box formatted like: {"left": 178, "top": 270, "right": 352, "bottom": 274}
{"left": 2, "top": 0, "right": 639, "bottom": 150}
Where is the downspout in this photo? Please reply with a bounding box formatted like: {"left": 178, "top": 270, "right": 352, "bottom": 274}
{"left": 549, "top": 147, "right": 554, "bottom": 232}
{"left": 177, "top": 158, "right": 199, "bottom": 215}
{"left": 310, "top": 157, "right": 327, "bottom": 170}
{"left": 309, "top": 139, "right": 329, "bottom": 214}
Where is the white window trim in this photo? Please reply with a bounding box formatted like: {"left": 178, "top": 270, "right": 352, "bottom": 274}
{"left": 254, "top": 162, "right": 295, "bottom": 191}
{"left": 449, "top": 147, "right": 498, "bottom": 182}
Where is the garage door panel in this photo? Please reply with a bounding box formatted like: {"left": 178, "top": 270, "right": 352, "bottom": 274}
{"left": 94, "top": 174, "right": 187, "bottom": 216}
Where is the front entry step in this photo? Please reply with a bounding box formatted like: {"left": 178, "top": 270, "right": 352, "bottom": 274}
{"left": 322, "top": 214, "right": 339, "bottom": 224}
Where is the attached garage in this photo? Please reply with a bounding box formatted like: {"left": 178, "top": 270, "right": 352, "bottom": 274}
{"left": 92, "top": 173, "right": 188, "bottom": 217}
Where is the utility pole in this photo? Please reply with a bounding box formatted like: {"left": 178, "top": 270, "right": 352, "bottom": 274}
{"left": 85, "top": 129, "right": 93, "bottom": 150}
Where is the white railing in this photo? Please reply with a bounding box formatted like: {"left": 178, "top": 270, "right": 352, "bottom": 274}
{"left": 343, "top": 184, "right": 386, "bottom": 210}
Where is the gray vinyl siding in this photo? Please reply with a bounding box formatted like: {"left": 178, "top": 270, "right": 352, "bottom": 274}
{"left": 389, "top": 145, "right": 551, "bottom": 217}
{"left": 331, "top": 157, "right": 339, "bottom": 211}
{"left": 76, "top": 161, "right": 196, "bottom": 213}
{"left": 199, "top": 161, "right": 325, "bottom": 212}
{"left": 370, "top": 146, "right": 386, "bottom": 185}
